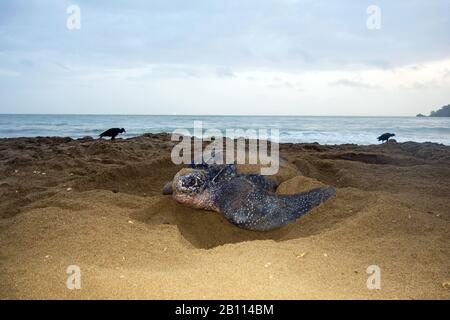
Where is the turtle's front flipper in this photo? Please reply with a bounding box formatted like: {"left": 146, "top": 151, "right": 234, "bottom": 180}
{"left": 162, "top": 181, "right": 174, "bottom": 195}
{"left": 216, "top": 178, "right": 335, "bottom": 231}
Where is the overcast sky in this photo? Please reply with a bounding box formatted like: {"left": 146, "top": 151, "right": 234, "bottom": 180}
{"left": 0, "top": 0, "right": 449, "bottom": 115}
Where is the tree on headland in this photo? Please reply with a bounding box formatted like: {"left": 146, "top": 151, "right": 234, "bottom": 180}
{"left": 416, "top": 104, "right": 450, "bottom": 117}
{"left": 429, "top": 104, "right": 450, "bottom": 117}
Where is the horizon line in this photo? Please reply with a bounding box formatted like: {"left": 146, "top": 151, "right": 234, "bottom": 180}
{"left": 0, "top": 113, "right": 423, "bottom": 118}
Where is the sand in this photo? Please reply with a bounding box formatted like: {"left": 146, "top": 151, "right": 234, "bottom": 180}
{"left": 0, "top": 134, "right": 449, "bottom": 299}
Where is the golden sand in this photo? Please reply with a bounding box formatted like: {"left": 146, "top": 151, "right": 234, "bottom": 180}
{"left": 0, "top": 134, "right": 449, "bottom": 299}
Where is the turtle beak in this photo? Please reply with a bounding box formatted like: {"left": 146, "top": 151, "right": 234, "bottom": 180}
{"left": 162, "top": 180, "right": 173, "bottom": 195}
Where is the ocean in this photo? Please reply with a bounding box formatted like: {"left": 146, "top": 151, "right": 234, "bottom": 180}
{"left": 0, "top": 114, "right": 449, "bottom": 145}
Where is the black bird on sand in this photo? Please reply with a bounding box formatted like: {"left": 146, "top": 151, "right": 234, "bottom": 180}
{"left": 377, "top": 132, "right": 395, "bottom": 143}
{"left": 99, "top": 128, "right": 126, "bottom": 140}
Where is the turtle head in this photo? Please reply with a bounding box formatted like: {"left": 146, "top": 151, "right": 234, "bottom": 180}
{"left": 161, "top": 167, "right": 211, "bottom": 197}
{"left": 163, "top": 168, "right": 218, "bottom": 211}
{"left": 175, "top": 170, "right": 207, "bottom": 195}
{"left": 120, "top": 128, "right": 126, "bottom": 133}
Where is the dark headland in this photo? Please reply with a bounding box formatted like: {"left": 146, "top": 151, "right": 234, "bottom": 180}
{"left": 417, "top": 104, "right": 450, "bottom": 117}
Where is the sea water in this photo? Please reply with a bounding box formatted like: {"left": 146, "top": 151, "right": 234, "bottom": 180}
{"left": 0, "top": 114, "right": 449, "bottom": 145}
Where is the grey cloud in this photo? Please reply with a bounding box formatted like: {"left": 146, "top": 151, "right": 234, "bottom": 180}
{"left": 216, "top": 67, "right": 236, "bottom": 78}
{"left": 444, "top": 69, "right": 450, "bottom": 78}
{"left": 401, "top": 80, "right": 441, "bottom": 91}
{"left": 329, "top": 79, "right": 376, "bottom": 89}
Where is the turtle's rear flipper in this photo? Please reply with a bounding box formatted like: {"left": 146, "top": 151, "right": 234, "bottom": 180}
{"left": 217, "top": 178, "right": 336, "bottom": 231}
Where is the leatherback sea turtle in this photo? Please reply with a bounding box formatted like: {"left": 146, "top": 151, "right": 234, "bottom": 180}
{"left": 162, "top": 163, "right": 336, "bottom": 231}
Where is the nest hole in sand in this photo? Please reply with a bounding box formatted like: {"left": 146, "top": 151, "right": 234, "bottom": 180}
{"left": 130, "top": 187, "right": 374, "bottom": 249}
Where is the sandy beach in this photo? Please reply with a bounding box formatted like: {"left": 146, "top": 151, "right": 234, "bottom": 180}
{"left": 0, "top": 134, "right": 449, "bottom": 299}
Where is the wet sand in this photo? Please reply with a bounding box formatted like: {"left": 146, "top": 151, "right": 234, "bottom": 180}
{"left": 0, "top": 134, "right": 449, "bottom": 299}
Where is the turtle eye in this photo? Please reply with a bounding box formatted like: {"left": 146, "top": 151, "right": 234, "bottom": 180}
{"left": 177, "top": 172, "right": 206, "bottom": 193}
{"left": 183, "top": 176, "right": 197, "bottom": 187}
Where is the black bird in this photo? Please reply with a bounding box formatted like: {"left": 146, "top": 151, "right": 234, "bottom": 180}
{"left": 377, "top": 132, "right": 395, "bottom": 143}
{"left": 99, "top": 128, "right": 126, "bottom": 140}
